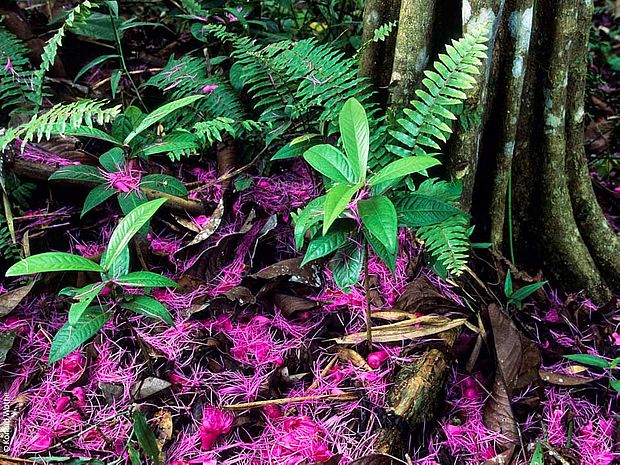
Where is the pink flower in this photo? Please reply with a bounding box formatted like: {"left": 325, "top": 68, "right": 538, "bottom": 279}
{"left": 367, "top": 350, "right": 389, "bottom": 369}
{"left": 29, "top": 429, "right": 54, "bottom": 451}
{"left": 101, "top": 165, "right": 143, "bottom": 194}
{"left": 276, "top": 416, "right": 333, "bottom": 462}
{"left": 199, "top": 407, "right": 234, "bottom": 450}
{"left": 54, "top": 396, "right": 71, "bottom": 413}
{"left": 4, "top": 56, "right": 16, "bottom": 76}
{"left": 263, "top": 404, "right": 282, "bottom": 419}
{"left": 611, "top": 332, "right": 620, "bottom": 346}
{"left": 201, "top": 84, "right": 219, "bottom": 94}
{"left": 58, "top": 352, "right": 85, "bottom": 383}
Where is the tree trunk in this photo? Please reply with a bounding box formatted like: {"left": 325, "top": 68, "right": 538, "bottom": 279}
{"left": 361, "top": 0, "right": 619, "bottom": 303}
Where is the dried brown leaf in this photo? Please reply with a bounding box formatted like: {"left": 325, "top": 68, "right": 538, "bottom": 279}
{"left": 182, "top": 199, "right": 224, "bottom": 249}
{"left": 539, "top": 369, "right": 594, "bottom": 386}
{"left": 251, "top": 257, "right": 321, "bottom": 287}
{"left": 0, "top": 281, "right": 35, "bottom": 317}
{"left": 337, "top": 348, "right": 372, "bottom": 371}
{"left": 273, "top": 293, "right": 319, "bottom": 318}
{"left": 334, "top": 315, "right": 466, "bottom": 344}
{"left": 394, "top": 275, "right": 461, "bottom": 314}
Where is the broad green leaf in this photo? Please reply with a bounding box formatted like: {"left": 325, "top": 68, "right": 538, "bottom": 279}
{"left": 116, "top": 272, "right": 177, "bottom": 288}
{"left": 610, "top": 379, "right": 620, "bottom": 393}
{"left": 323, "top": 183, "right": 361, "bottom": 234}
{"left": 271, "top": 134, "right": 320, "bottom": 161}
{"left": 6, "top": 252, "right": 103, "bottom": 277}
{"left": 293, "top": 195, "right": 326, "bottom": 250}
{"left": 117, "top": 191, "right": 147, "bottom": 215}
{"left": 366, "top": 231, "right": 396, "bottom": 273}
{"left": 102, "top": 198, "right": 167, "bottom": 272}
{"left": 303, "top": 144, "right": 357, "bottom": 183}
{"left": 81, "top": 185, "right": 116, "bottom": 218}
{"left": 301, "top": 223, "right": 351, "bottom": 266}
{"left": 368, "top": 156, "right": 441, "bottom": 187}
{"left": 49, "top": 307, "right": 111, "bottom": 364}
{"left": 63, "top": 126, "right": 122, "bottom": 145}
{"left": 339, "top": 98, "right": 368, "bottom": 181}
{"left": 68, "top": 283, "right": 105, "bottom": 325}
{"left": 124, "top": 95, "right": 205, "bottom": 145}
{"left": 358, "top": 196, "right": 398, "bottom": 257}
{"left": 99, "top": 147, "right": 126, "bottom": 172}
{"left": 529, "top": 442, "right": 543, "bottom": 465}
{"left": 123, "top": 295, "right": 174, "bottom": 325}
{"left": 564, "top": 354, "right": 610, "bottom": 369}
{"left": 393, "top": 193, "right": 462, "bottom": 227}
{"left": 140, "top": 174, "right": 188, "bottom": 197}
{"left": 101, "top": 245, "right": 130, "bottom": 279}
{"left": 49, "top": 165, "right": 105, "bottom": 183}
{"left": 132, "top": 409, "right": 160, "bottom": 465}
{"left": 330, "top": 241, "right": 364, "bottom": 292}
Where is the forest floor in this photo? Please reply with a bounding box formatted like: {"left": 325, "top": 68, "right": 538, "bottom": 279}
{"left": 0, "top": 2, "right": 618, "bottom": 465}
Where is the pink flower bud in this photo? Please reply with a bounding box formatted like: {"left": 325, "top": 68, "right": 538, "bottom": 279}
{"left": 200, "top": 407, "right": 233, "bottom": 450}
{"left": 71, "top": 387, "right": 86, "bottom": 407}
{"left": 201, "top": 84, "right": 219, "bottom": 94}
{"left": 54, "top": 396, "right": 71, "bottom": 413}
{"left": 263, "top": 404, "right": 282, "bottom": 419}
{"left": 367, "top": 350, "right": 389, "bottom": 369}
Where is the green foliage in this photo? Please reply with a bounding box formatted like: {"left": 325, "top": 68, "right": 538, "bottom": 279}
{"left": 0, "top": 99, "right": 122, "bottom": 151}
{"left": 0, "top": 25, "right": 36, "bottom": 113}
{"left": 131, "top": 409, "right": 161, "bottom": 465}
{"left": 383, "top": 22, "right": 490, "bottom": 165}
{"left": 0, "top": 215, "right": 20, "bottom": 263}
{"left": 417, "top": 214, "right": 469, "bottom": 277}
{"left": 503, "top": 271, "right": 547, "bottom": 309}
{"left": 564, "top": 353, "right": 620, "bottom": 393}
{"left": 32, "top": 1, "right": 96, "bottom": 110}
{"left": 5, "top": 199, "right": 176, "bottom": 363}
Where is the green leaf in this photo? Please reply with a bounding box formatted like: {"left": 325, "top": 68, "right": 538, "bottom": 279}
{"left": 102, "top": 198, "right": 167, "bottom": 272}
{"left": 504, "top": 271, "right": 513, "bottom": 297}
{"left": 99, "top": 147, "right": 125, "bottom": 172}
{"left": 303, "top": 144, "right": 357, "bottom": 183}
{"left": 49, "top": 165, "right": 105, "bottom": 183}
{"left": 63, "top": 126, "right": 122, "bottom": 145}
{"left": 123, "top": 295, "right": 174, "bottom": 325}
{"left": 564, "top": 354, "right": 610, "bottom": 369}
{"left": 68, "top": 283, "right": 105, "bottom": 325}
{"left": 529, "top": 442, "right": 543, "bottom": 465}
{"left": 117, "top": 191, "right": 147, "bottom": 216}
{"left": 132, "top": 409, "right": 160, "bottom": 465}
{"left": 140, "top": 174, "right": 188, "bottom": 197}
{"left": 323, "top": 183, "right": 361, "bottom": 234}
{"left": 127, "top": 445, "right": 141, "bottom": 465}
{"left": 339, "top": 98, "right": 369, "bottom": 181}
{"left": 115, "top": 272, "right": 178, "bottom": 288}
{"left": 110, "top": 69, "right": 122, "bottom": 98}
{"left": 366, "top": 232, "right": 396, "bottom": 273}
{"left": 301, "top": 223, "right": 351, "bottom": 266}
{"left": 293, "top": 195, "right": 326, "bottom": 250}
{"left": 610, "top": 379, "right": 620, "bottom": 393}
{"left": 124, "top": 95, "right": 205, "bottom": 145}
{"left": 101, "top": 245, "right": 130, "bottom": 279}
{"left": 393, "top": 193, "right": 462, "bottom": 227}
{"left": 368, "top": 156, "right": 441, "bottom": 187}
{"left": 75, "top": 54, "right": 119, "bottom": 82}
{"left": 330, "top": 241, "right": 364, "bottom": 292}
{"left": 49, "top": 307, "right": 111, "bottom": 364}
{"left": 6, "top": 252, "right": 103, "bottom": 277}
{"left": 358, "top": 196, "right": 398, "bottom": 257}
{"left": 509, "top": 281, "right": 547, "bottom": 304}
{"left": 271, "top": 134, "right": 320, "bottom": 161}
{"left": 81, "top": 185, "right": 116, "bottom": 218}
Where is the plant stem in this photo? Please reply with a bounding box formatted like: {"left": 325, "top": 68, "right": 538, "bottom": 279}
{"left": 364, "top": 240, "right": 372, "bottom": 350}
{"left": 109, "top": 9, "right": 147, "bottom": 111}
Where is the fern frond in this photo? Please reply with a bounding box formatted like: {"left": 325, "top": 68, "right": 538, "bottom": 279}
{"left": 417, "top": 214, "right": 469, "bottom": 276}
{"left": 179, "top": 0, "right": 205, "bottom": 15}
{"left": 0, "top": 215, "right": 19, "bottom": 262}
{"left": 201, "top": 24, "right": 375, "bottom": 140}
{"left": 373, "top": 21, "right": 397, "bottom": 42}
{"left": 144, "top": 56, "right": 247, "bottom": 126}
{"left": 0, "top": 99, "right": 121, "bottom": 150}
{"left": 384, "top": 22, "right": 489, "bottom": 162}
{"left": 0, "top": 25, "right": 36, "bottom": 112}
{"left": 32, "top": 1, "right": 95, "bottom": 110}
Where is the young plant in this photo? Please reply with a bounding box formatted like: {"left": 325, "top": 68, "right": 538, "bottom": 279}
{"left": 503, "top": 271, "right": 547, "bottom": 309}
{"left": 5, "top": 198, "right": 177, "bottom": 363}
{"left": 294, "top": 97, "right": 441, "bottom": 346}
